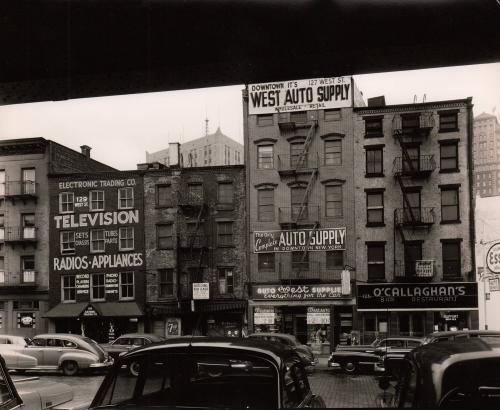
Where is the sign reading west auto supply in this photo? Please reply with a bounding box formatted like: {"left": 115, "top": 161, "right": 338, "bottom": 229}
{"left": 248, "top": 77, "right": 352, "bottom": 115}
{"left": 254, "top": 227, "right": 346, "bottom": 253}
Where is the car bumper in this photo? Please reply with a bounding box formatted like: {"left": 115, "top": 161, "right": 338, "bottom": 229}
{"left": 328, "top": 361, "right": 341, "bottom": 369}
{"left": 89, "top": 358, "right": 114, "bottom": 369}
{"left": 374, "top": 362, "right": 385, "bottom": 372}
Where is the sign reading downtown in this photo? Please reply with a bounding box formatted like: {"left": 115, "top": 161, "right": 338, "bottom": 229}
{"left": 357, "top": 283, "right": 478, "bottom": 311}
{"left": 254, "top": 227, "right": 345, "bottom": 253}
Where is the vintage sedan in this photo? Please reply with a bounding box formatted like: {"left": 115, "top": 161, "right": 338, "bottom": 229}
{"left": 0, "top": 334, "right": 113, "bottom": 376}
{"left": 89, "top": 337, "right": 326, "bottom": 409}
{"left": 424, "top": 329, "right": 500, "bottom": 344}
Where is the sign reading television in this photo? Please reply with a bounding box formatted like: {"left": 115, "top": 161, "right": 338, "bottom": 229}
{"left": 248, "top": 77, "right": 353, "bottom": 115}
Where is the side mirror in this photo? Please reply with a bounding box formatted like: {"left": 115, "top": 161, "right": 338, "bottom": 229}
{"left": 378, "top": 376, "right": 391, "bottom": 391}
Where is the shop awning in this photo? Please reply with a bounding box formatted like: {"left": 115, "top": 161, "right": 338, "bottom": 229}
{"left": 43, "top": 302, "right": 143, "bottom": 318}
{"left": 195, "top": 300, "right": 247, "bottom": 313}
{"left": 43, "top": 302, "right": 88, "bottom": 318}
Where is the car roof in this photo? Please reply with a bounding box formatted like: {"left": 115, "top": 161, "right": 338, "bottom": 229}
{"left": 383, "top": 337, "right": 425, "bottom": 342}
{"left": 34, "top": 333, "right": 87, "bottom": 341}
{"left": 116, "top": 333, "right": 164, "bottom": 340}
{"left": 428, "top": 330, "right": 500, "bottom": 338}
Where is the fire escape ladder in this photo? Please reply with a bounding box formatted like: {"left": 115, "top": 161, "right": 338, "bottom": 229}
{"left": 295, "top": 121, "right": 316, "bottom": 170}
{"left": 294, "top": 169, "right": 318, "bottom": 224}
{"left": 401, "top": 144, "right": 416, "bottom": 174}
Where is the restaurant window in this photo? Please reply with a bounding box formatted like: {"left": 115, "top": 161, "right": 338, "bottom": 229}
{"left": 367, "top": 242, "right": 385, "bottom": 281}
{"left": 325, "top": 184, "right": 342, "bottom": 217}
{"left": 326, "top": 251, "right": 344, "bottom": 269}
{"left": 364, "top": 116, "right": 383, "bottom": 138}
{"left": 439, "top": 111, "right": 458, "bottom": 132}
{"left": 118, "top": 187, "right": 134, "bottom": 209}
{"left": 218, "top": 268, "right": 234, "bottom": 295}
{"left": 257, "top": 146, "right": 274, "bottom": 169}
{"left": 290, "top": 111, "right": 307, "bottom": 123}
{"left": 258, "top": 188, "right": 275, "bottom": 222}
{"left": 366, "top": 146, "right": 383, "bottom": 176}
{"left": 21, "top": 168, "right": 36, "bottom": 194}
{"left": 119, "top": 227, "right": 134, "bottom": 251}
{"left": 257, "top": 114, "right": 274, "bottom": 126}
{"left": 217, "top": 182, "right": 234, "bottom": 204}
{"left": 159, "top": 269, "right": 174, "bottom": 298}
{"left": 156, "top": 185, "right": 172, "bottom": 207}
{"left": 366, "top": 190, "right": 384, "bottom": 226}
{"left": 440, "top": 142, "right": 458, "bottom": 171}
{"left": 0, "top": 214, "right": 4, "bottom": 241}
{"left": 217, "top": 222, "right": 233, "bottom": 247}
{"left": 60, "top": 231, "right": 75, "bottom": 254}
{"left": 62, "top": 276, "right": 76, "bottom": 302}
{"left": 157, "top": 224, "right": 173, "bottom": 249}
{"left": 89, "top": 190, "right": 104, "bottom": 211}
{"left": 324, "top": 139, "right": 342, "bottom": 166}
{"left": 258, "top": 253, "right": 275, "bottom": 272}
{"left": 442, "top": 240, "right": 461, "bottom": 279}
{"left": 22, "top": 214, "right": 35, "bottom": 239}
{"left": 441, "top": 187, "right": 460, "bottom": 222}
{"left": 59, "top": 192, "right": 74, "bottom": 213}
{"left": 90, "top": 229, "right": 105, "bottom": 253}
{"left": 91, "top": 273, "right": 105, "bottom": 301}
{"left": 120, "top": 272, "right": 134, "bottom": 300}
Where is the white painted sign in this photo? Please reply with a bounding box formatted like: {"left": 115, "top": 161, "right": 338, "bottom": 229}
{"left": 192, "top": 282, "right": 210, "bottom": 300}
{"left": 306, "top": 307, "right": 330, "bottom": 324}
{"left": 489, "top": 277, "right": 500, "bottom": 292}
{"left": 54, "top": 210, "right": 139, "bottom": 229}
{"left": 254, "top": 307, "right": 275, "bottom": 325}
{"left": 248, "top": 77, "right": 352, "bottom": 115}
{"left": 416, "top": 260, "right": 434, "bottom": 277}
{"left": 486, "top": 242, "right": 500, "bottom": 274}
{"left": 53, "top": 253, "right": 143, "bottom": 271}
{"left": 341, "top": 269, "right": 351, "bottom": 295}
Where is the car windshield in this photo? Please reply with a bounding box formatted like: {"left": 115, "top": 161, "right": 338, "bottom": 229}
{"left": 95, "top": 353, "right": 278, "bottom": 409}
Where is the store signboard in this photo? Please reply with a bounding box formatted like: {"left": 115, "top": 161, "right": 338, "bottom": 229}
{"left": 486, "top": 242, "right": 500, "bottom": 274}
{"left": 248, "top": 77, "right": 352, "bottom": 115}
{"left": 357, "top": 283, "right": 478, "bottom": 311}
{"left": 192, "top": 283, "right": 210, "bottom": 300}
{"left": 489, "top": 277, "right": 500, "bottom": 292}
{"left": 307, "top": 307, "right": 330, "bottom": 324}
{"left": 253, "top": 284, "right": 345, "bottom": 300}
{"left": 254, "top": 307, "right": 275, "bottom": 325}
{"left": 254, "top": 227, "right": 346, "bottom": 253}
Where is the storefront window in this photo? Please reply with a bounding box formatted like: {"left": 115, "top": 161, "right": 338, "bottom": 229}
{"left": 433, "top": 311, "right": 469, "bottom": 332}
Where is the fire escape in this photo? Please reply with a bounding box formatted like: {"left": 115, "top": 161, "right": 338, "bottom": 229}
{"left": 392, "top": 112, "right": 436, "bottom": 282}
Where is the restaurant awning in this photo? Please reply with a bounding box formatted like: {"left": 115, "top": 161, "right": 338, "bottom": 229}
{"left": 43, "top": 302, "right": 143, "bottom": 318}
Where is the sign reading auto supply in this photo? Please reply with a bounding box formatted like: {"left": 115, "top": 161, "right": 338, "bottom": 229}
{"left": 253, "top": 284, "right": 344, "bottom": 300}
{"left": 254, "top": 227, "right": 346, "bottom": 253}
{"left": 248, "top": 77, "right": 352, "bottom": 115}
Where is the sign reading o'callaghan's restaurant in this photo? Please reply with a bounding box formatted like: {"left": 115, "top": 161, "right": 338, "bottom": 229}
{"left": 357, "top": 283, "right": 478, "bottom": 311}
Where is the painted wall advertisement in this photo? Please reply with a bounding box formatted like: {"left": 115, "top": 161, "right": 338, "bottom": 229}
{"left": 254, "top": 227, "right": 346, "bottom": 253}
{"left": 253, "top": 284, "right": 344, "bottom": 300}
{"left": 248, "top": 76, "right": 353, "bottom": 115}
{"left": 357, "top": 283, "right": 479, "bottom": 311}
{"left": 254, "top": 307, "right": 275, "bottom": 325}
{"left": 306, "top": 307, "right": 330, "bottom": 325}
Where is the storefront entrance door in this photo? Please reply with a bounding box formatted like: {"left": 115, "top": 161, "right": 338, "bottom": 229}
{"left": 282, "top": 308, "right": 308, "bottom": 344}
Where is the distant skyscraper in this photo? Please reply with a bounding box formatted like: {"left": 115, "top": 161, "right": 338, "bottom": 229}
{"left": 473, "top": 112, "right": 500, "bottom": 197}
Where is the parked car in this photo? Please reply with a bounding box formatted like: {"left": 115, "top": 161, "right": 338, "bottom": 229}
{"left": 424, "top": 329, "right": 500, "bottom": 344}
{"left": 328, "top": 337, "right": 424, "bottom": 373}
{"left": 378, "top": 337, "right": 500, "bottom": 409}
{"left": 0, "top": 333, "right": 113, "bottom": 376}
{"left": 247, "top": 333, "right": 317, "bottom": 369}
{"left": 89, "top": 337, "right": 326, "bottom": 409}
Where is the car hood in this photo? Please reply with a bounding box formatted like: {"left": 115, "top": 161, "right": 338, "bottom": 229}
{"left": 15, "top": 378, "right": 75, "bottom": 409}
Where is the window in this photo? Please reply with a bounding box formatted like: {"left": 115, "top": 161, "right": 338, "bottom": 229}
{"left": 364, "top": 116, "right": 383, "bottom": 137}
{"left": 290, "top": 111, "right": 307, "bottom": 123}
{"left": 218, "top": 268, "right": 234, "bottom": 295}
{"left": 258, "top": 189, "right": 275, "bottom": 221}
{"left": 0, "top": 257, "right": 4, "bottom": 283}
{"left": 188, "top": 184, "right": 203, "bottom": 202}
{"left": 217, "top": 222, "right": 233, "bottom": 247}
{"left": 442, "top": 241, "right": 461, "bottom": 278}
{"left": 258, "top": 253, "right": 275, "bottom": 272}
{"left": 326, "top": 251, "right": 344, "bottom": 269}
{"left": 22, "top": 214, "right": 35, "bottom": 239}
{"left": 62, "top": 276, "right": 76, "bottom": 302}
{"left": 60, "top": 231, "right": 75, "bottom": 254}
{"left": 324, "top": 140, "right": 342, "bottom": 165}
{"left": 367, "top": 243, "right": 385, "bottom": 281}
{"left": 290, "top": 140, "right": 305, "bottom": 168}
{"left": 91, "top": 273, "right": 105, "bottom": 301}
{"left": 21, "top": 168, "right": 36, "bottom": 194}
{"left": 366, "top": 146, "right": 383, "bottom": 176}
{"left": 90, "top": 229, "right": 105, "bottom": 253}
{"left": 439, "top": 111, "right": 458, "bottom": 132}
{"left": 90, "top": 190, "right": 104, "bottom": 211}
{"left": 257, "top": 114, "right": 274, "bottom": 126}
{"left": 366, "top": 191, "right": 384, "bottom": 225}
{"left": 0, "top": 170, "right": 4, "bottom": 196}
{"left": 156, "top": 185, "right": 172, "bottom": 207}
{"left": 118, "top": 187, "right": 134, "bottom": 209}
{"left": 441, "top": 187, "right": 460, "bottom": 222}
{"left": 59, "top": 192, "right": 74, "bottom": 213}
{"left": 325, "top": 185, "right": 342, "bottom": 217}
{"left": 257, "top": 145, "right": 273, "bottom": 169}
{"left": 440, "top": 142, "right": 458, "bottom": 171}
{"left": 120, "top": 272, "right": 134, "bottom": 300}
{"left": 0, "top": 214, "right": 4, "bottom": 240}
{"left": 119, "top": 227, "right": 134, "bottom": 250}
{"left": 157, "top": 224, "right": 173, "bottom": 249}
{"left": 218, "top": 182, "right": 234, "bottom": 204}
{"left": 159, "top": 269, "right": 174, "bottom": 298}
{"left": 324, "top": 109, "right": 341, "bottom": 121}
{"left": 21, "top": 255, "right": 35, "bottom": 283}
{"left": 402, "top": 114, "right": 420, "bottom": 134}
{"left": 292, "top": 251, "right": 308, "bottom": 273}
{"left": 291, "top": 186, "right": 308, "bottom": 220}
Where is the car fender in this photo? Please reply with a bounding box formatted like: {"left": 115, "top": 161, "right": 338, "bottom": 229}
{"left": 330, "top": 351, "right": 379, "bottom": 363}
{"left": 1, "top": 350, "right": 38, "bottom": 369}
{"left": 58, "top": 351, "right": 97, "bottom": 369}
{"left": 16, "top": 380, "right": 74, "bottom": 410}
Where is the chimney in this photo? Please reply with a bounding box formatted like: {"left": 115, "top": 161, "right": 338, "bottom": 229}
{"left": 80, "top": 145, "right": 92, "bottom": 158}
{"left": 367, "top": 96, "right": 386, "bottom": 107}
{"left": 168, "top": 143, "right": 181, "bottom": 167}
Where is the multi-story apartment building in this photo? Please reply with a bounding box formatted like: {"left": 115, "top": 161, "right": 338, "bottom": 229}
{"left": 146, "top": 127, "right": 243, "bottom": 167}
{"left": 353, "top": 98, "right": 478, "bottom": 342}
{"left": 45, "top": 171, "right": 145, "bottom": 343}
{"left": 0, "top": 138, "right": 114, "bottom": 336}
{"left": 139, "top": 157, "right": 246, "bottom": 338}
{"left": 473, "top": 112, "right": 500, "bottom": 197}
{"left": 244, "top": 76, "right": 365, "bottom": 350}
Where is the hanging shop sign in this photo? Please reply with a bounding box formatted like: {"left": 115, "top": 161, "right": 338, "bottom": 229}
{"left": 17, "top": 312, "right": 36, "bottom": 329}
{"left": 357, "top": 283, "right": 478, "bottom": 311}
{"left": 192, "top": 283, "right": 210, "bottom": 300}
{"left": 489, "top": 277, "right": 500, "bottom": 292}
{"left": 254, "top": 227, "right": 346, "bottom": 253}
{"left": 341, "top": 269, "right": 351, "bottom": 295}
{"left": 254, "top": 307, "right": 276, "bottom": 325}
{"left": 248, "top": 76, "right": 352, "bottom": 115}
{"left": 486, "top": 242, "right": 500, "bottom": 274}
{"left": 166, "top": 318, "right": 181, "bottom": 337}
{"left": 306, "top": 307, "right": 330, "bottom": 324}
{"left": 253, "top": 284, "right": 344, "bottom": 300}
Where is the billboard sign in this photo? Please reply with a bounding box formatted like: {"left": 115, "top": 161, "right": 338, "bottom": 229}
{"left": 253, "top": 284, "right": 345, "bottom": 300}
{"left": 254, "top": 227, "right": 346, "bottom": 253}
{"left": 248, "top": 77, "right": 352, "bottom": 115}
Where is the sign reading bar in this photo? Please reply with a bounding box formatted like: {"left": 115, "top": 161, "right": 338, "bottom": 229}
{"left": 253, "top": 284, "right": 345, "bottom": 300}
{"left": 254, "top": 228, "right": 346, "bottom": 253}
{"left": 254, "top": 307, "right": 275, "bottom": 325}
{"left": 307, "top": 307, "right": 330, "bottom": 324}
{"left": 248, "top": 77, "right": 352, "bottom": 115}
{"left": 192, "top": 283, "right": 210, "bottom": 300}
{"left": 357, "top": 283, "right": 478, "bottom": 311}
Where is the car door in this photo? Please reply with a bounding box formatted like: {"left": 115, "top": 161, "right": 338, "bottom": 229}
{"left": 24, "top": 338, "right": 45, "bottom": 366}
{"left": 44, "top": 338, "right": 65, "bottom": 367}
{"left": 0, "top": 356, "right": 23, "bottom": 409}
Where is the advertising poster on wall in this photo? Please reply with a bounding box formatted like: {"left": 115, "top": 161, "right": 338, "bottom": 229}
{"left": 306, "top": 307, "right": 330, "bottom": 324}
{"left": 254, "top": 307, "right": 275, "bottom": 325}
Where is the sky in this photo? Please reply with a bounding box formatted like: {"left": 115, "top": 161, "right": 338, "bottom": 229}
{"left": 0, "top": 62, "right": 499, "bottom": 170}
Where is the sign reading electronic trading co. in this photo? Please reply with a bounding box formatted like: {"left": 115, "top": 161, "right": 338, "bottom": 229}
{"left": 486, "top": 242, "right": 500, "bottom": 274}
{"left": 248, "top": 77, "right": 352, "bottom": 115}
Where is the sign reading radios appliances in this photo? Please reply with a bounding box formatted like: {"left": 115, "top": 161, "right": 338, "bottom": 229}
{"left": 357, "top": 283, "right": 478, "bottom": 311}
{"left": 486, "top": 242, "right": 500, "bottom": 274}
{"left": 248, "top": 77, "right": 352, "bottom": 115}
{"left": 253, "top": 284, "right": 345, "bottom": 300}
{"left": 254, "top": 228, "right": 345, "bottom": 253}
